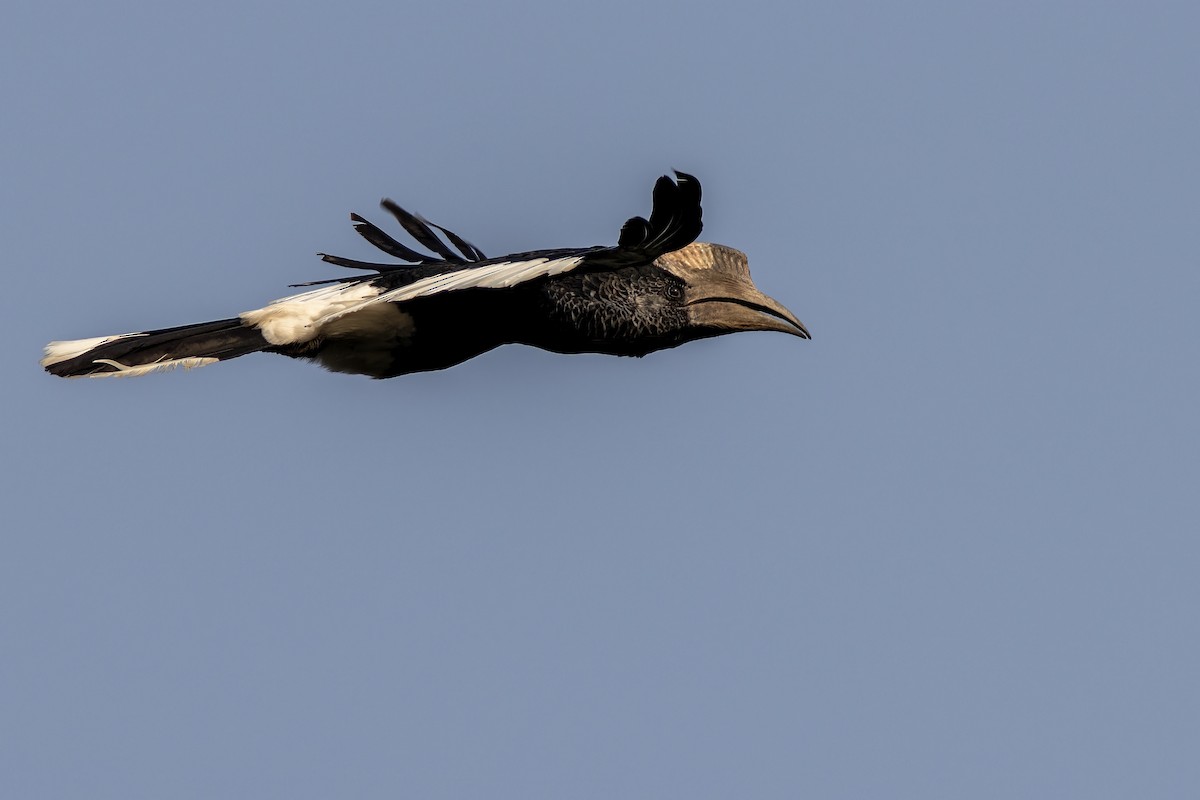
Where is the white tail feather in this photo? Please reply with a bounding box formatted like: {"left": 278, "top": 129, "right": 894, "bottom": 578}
{"left": 79, "top": 357, "right": 220, "bottom": 378}
{"left": 41, "top": 333, "right": 147, "bottom": 368}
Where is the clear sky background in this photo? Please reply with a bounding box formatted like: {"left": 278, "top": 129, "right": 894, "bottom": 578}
{"left": 3, "top": 1, "right": 1197, "bottom": 797}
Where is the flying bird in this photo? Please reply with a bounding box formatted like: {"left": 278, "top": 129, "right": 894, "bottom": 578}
{"left": 41, "top": 172, "right": 809, "bottom": 379}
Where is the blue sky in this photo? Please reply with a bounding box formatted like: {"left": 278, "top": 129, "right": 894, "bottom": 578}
{"left": 4, "top": 1, "right": 1198, "bottom": 797}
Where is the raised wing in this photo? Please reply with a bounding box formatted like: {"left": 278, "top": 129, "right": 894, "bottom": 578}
{"left": 304, "top": 171, "right": 703, "bottom": 326}
{"left": 305, "top": 201, "right": 487, "bottom": 281}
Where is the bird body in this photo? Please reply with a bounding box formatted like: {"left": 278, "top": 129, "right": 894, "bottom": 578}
{"left": 42, "top": 173, "right": 808, "bottom": 379}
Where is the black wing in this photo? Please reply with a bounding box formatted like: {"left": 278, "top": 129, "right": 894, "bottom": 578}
{"left": 298, "top": 171, "right": 702, "bottom": 293}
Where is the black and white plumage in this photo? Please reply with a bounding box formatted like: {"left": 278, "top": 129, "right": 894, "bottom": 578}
{"left": 41, "top": 172, "right": 809, "bottom": 380}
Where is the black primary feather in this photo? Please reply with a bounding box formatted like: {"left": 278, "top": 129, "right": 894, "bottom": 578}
{"left": 382, "top": 199, "right": 466, "bottom": 263}
{"left": 646, "top": 175, "right": 682, "bottom": 247}
{"left": 646, "top": 170, "right": 701, "bottom": 254}
{"left": 350, "top": 213, "right": 435, "bottom": 263}
{"left": 421, "top": 215, "right": 486, "bottom": 261}
{"left": 618, "top": 215, "right": 651, "bottom": 248}
{"left": 302, "top": 201, "right": 489, "bottom": 286}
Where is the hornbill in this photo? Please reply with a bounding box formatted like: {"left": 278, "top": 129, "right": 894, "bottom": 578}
{"left": 41, "top": 172, "right": 809, "bottom": 379}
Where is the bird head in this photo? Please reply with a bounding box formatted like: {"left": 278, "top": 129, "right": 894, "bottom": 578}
{"left": 656, "top": 243, "right": 810, "bottom": 341}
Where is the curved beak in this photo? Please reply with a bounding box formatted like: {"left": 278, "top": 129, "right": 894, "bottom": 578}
{"left": 686, "top": 279, "right": 810, "bottom": 340}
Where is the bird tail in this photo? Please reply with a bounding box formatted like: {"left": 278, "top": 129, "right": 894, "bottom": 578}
{"left": 41, "top": 318, "right": 271, "bottom": 378}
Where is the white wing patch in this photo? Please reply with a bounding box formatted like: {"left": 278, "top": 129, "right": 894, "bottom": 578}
{"left": 315, "top": 255, "right": 584, "bottom": 326}
{"left": 237, "top": 255, "right": 584, "bottom": 345}
{"left": 239, "top": 281, "right": 381, "bottom": 345}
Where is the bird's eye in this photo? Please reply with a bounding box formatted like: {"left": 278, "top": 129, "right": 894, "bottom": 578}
{"left": 665, "top": 283, "right": 685, "bottom": 301}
